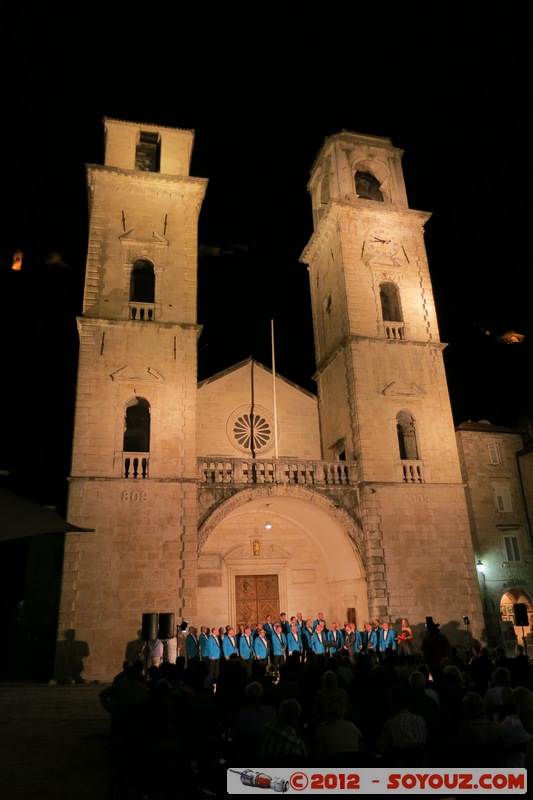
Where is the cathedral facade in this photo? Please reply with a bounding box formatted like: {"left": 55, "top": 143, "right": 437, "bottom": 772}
{"left": 57, "top": 119, "right": 484, "bottom": 680}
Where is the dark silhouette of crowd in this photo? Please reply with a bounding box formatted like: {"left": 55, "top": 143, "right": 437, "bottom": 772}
{"left": 99, "top": 630, "right": 533, "bottom": 799}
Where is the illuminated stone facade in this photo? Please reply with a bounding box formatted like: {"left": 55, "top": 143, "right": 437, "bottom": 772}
{"left": 301, "top": 131, "right": 483, "bottom": 644}
{"left": 58, "top": 121, "right": 485, "bottom": 680}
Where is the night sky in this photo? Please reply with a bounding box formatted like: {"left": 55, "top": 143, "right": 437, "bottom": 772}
{"left": 1, "top": 4, "right": 532, "bottom": 509}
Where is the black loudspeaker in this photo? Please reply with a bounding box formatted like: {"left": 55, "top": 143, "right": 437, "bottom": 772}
{"left": 142, "top": 613, "right": 158, "bottom": 640}
{"left": 158, "top": 613, "right": 175, "bottom": 639}
{"left": 514, "top": 603, "right": 529, "bottom": 626}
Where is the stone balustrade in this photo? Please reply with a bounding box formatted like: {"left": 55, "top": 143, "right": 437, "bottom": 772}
{"left": 119, "top": 455, "right": 423, "bottom": 485}
{"left": 198, "top": 458, "right": 357, "bottom": 486}
{"left": 129, "top": 302, "right": 154, "bottom": 321}
{"left": 383, "top": 320, "right": 405, "bottom": 340}
{"left": 401, "top": 460, "right": 424, "bottom": 483}
{"left": 123, "top": 454, "right": 149, "bottom": 479}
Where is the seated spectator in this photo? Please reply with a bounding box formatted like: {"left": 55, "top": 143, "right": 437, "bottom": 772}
{"left": 511, "top": 645, "right": 531, "bottom": 689}
{"left": 312, "top": 670, "right": 354, "bottom": 724}
{"left": 408, "top": 670, "right": 445, "bottom": 759}
{"left": 454, "top": 691, "right": 503, "bottom": 767}
{"left": 417, "top": 663, "right": 440, "bottom": 705}
{"left": 519, "top": 704, "right": 533, "bottom": 770}
{"left": 315, "top": 699, "right": 364, "bottom": 761}
{"left": 467, "top": 643, "right": 492, "bottom": 697}
{"left": 259, "top": 699, "right": 309, "bottom": 761}
{"left": 438, "top": 664, "right": 467, "bottom": 738}
{"left": 377, "top": 686, "right": 428, "bottom": 766}
{"left": 335, "top": 656, "right": 354, "bottom": 690}
{"left": 100, "top": 660, "right": 148, "bottom": 716}
{"left": 484, "top": 666, "right": 515, "bottom": 721}
{"left": 231, "top": 681, "right": 277, "bottom": 762}
{"left": 499, "top": 686, "right": 533, "bottom": 767}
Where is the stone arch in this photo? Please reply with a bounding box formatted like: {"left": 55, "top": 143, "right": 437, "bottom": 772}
{"left": 500, "top": 587, "right": 532, "bottom": 634}
{"left": 355, "top": 171, "right": 383, "bottom": 202}
{"left": 352, "top": 157, "right": 391, "bottom": 202}
{"left": 198, "top": 484, "right": 364, "bottom": 559}
{"left": 195, "top": 484, "right": 370, "bottom": 629}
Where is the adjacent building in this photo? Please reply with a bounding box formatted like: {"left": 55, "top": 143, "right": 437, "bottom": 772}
{"left": 456, "top": 421, "right": 533, "bottom": 649}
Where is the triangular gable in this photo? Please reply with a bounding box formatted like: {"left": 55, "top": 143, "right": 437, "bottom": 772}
{"left": 198, "top": 357, "right": 316, "bottom": 400}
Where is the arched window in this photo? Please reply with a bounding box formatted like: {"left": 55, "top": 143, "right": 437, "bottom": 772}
{"left": 380, "top": 282, "right": 402, "bottom": 322}
{"left": 130, "top": 259, "right": 155, "bottom": 304}
{"left": 355, "top": 171, "right": 383, "bottom": 201}
{"left": 123, "top": 397, "right": 150, "bottom": 453}
{"left": 396, "top": 410, "right": 419, "bottom": 461}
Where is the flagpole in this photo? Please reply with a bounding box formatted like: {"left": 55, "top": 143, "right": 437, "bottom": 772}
{"left": 271, "top": 319, "right": 279, "bottom": 459}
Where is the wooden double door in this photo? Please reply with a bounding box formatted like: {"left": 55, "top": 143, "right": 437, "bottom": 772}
{"left": 235, "top": 574, "right": 279, "bottom": 627}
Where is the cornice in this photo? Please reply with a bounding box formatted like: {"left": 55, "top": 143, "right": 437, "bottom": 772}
{"left": 300, "top": 200, "right": 432, "bottom": 266}
{"left": 313, "top": 335, "right": 446, "bottom": 379}
{"left": 103, "top": 116, "right": 194, "bottom": 137}
{"left": 77, "top": 316, "right": 201, "bottom": 333}
{"left": 308, "top": 130, "right": 396, "bottom": 178}
{"left": 86, "top": 163, "right": 208, "bottom": 195}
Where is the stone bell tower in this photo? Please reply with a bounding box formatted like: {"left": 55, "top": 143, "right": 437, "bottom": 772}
{"left": 301, "top": 131, "right": 483, "bottom": 631}
{"left": 56, "top": 119, "right": 207, "bottom": 679}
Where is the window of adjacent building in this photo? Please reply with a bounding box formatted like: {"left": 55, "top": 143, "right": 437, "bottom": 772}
{"left": 380, "top": 282, "right": 402, "bottom": 322}
{"left": 355, "top": 171, "right": 383, "bottom": 202}
{"left": 130, "top": 259, "right": 155, "bottom": 303}
{"left": 503, "top": 534, "right": 521, "bottom": 562}
{"left": 123, "top": 397, "right": 151, "bottom": 453}
{"left": 493, "top": 484, "right": 513, "bottom": 513}
{"left": 396, "top": 410, "right": 419, "bottom": 461}
{"left": 135, "top": 131, "right": 160, "bottom": 172}
{"left": 487, "top": 441, "right": 503, "bottom": 465}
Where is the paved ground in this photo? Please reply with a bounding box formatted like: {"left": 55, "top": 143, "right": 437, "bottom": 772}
{"left": 0, "top": 682, "right": 113, "bottom": 800}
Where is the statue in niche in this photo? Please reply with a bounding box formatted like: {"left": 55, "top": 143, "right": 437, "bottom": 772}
{"left": 253, "top": 539, "right": 261, "bottom": 557}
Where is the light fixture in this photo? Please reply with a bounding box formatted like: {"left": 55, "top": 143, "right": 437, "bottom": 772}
{"left": 476, "top": 560, "right": 485, "bottom": 574}
{"left": 265, "top": 521, "right": 272, "bottom": 530}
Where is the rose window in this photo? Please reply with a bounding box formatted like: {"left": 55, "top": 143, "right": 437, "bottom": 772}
{"left": 227, "top": 405, "right": 275, "bottom": 454}
{"left": 233, "top": 413, "right": 271, "bottom": 450}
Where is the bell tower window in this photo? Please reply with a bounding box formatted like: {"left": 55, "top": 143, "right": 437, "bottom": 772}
{"left": 135, "top": 131, "right": 160, "bottom": 173}
{"left": 123, "top": 397, "right": 151, "bottom": 453}
{"left": 380, "top": 282, "right": 404, "bottom": 339}
{"left": 355, "top": 170, "right": 383, "bottom": 201}
{"left": 130, "top": 259, "right": 155, "bottom": 321}
{"left": 122, "top": 397, "right": 150, "bottom": 479}
{"left": 397, "top": 410, "right": 423, "bottom": 483}
{"left": 396, "top": 410, "right": 419, "bottom": 460}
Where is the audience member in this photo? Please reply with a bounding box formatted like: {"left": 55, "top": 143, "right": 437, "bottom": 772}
{"left": 258, "top": 699, "right": 309, "bottom": 761}
{"left": 377, "top": 686, "right": 428, "bottom": 766}
{"left": 315, "top": 698, "right": 364, "bottom": 760}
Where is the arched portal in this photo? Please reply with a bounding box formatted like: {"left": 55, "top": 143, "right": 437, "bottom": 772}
{"left": 196, "top": 489, "right": 368, "bottom": 629}
{"left": 499, "top": 588, "right": 532, "bottom": 650}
